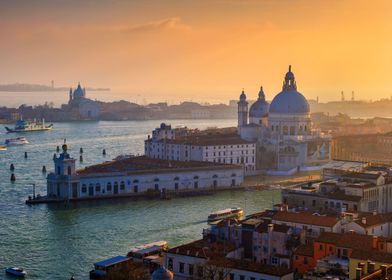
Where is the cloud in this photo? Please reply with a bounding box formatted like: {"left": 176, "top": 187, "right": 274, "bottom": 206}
{"left": 124, "top": 17, "right": 190, "bottom": 33}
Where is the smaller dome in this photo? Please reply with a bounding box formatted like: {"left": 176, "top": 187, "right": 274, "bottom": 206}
{"left": 151, "top": 267, "right": 173, "bottom": 280}
{"left": 249, "top": 86, "right": 269, "bottom": 118}
{"left": 239, "top": 89, "right": 247, "bottom": 102}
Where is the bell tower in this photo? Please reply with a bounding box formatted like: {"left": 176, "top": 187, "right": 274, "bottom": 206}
{"left": 54, "top": 144, "right": 76, "bottom": 176}
{"left": 238, "top": 89, "right": 248, "bottom": 133}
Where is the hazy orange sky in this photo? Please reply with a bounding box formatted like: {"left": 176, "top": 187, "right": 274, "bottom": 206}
{"left": 0, "top": 0, "right": 391, "bottom": 104}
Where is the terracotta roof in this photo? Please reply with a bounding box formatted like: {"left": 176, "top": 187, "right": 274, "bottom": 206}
{"left": 325, "top": 191, "right": 362, "bottom": 202}
{"left": 255, "top": 222, "right": 291, "bottom": 234}
{"left": 225, "top": 259, "right": 293, "bottom": 276}
{"left": 272, "top": 211, "right": 339, "bottom": 227}
{"left": 167, "top": 239, "right": 235, "bottom": 259}
{"left": 295, "top": 244, "right": 314, "bottom": 257}
{"left": 355, "top": 213, "right": 392, "bottom": 228}
{"left": 315, "top": 232, "right": 375, "bottom": 251}
{"left": 77, "top": 156, "right": 240, "bottom": 176}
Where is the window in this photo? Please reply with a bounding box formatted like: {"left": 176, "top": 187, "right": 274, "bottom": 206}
{"left": 120, "top": 181, "right": 125, "bottom": 190}
{"left": 197, "top": 266, "right": 203, "bottom": 277}
{"left": 155, "top": 184, "right": 159, "bottom": 191}
{"left": 230, "top": 273, "right": 234, "bottom": 280}
{"left": 134, "top": 185, "right": 138, "bottom": 193}
{"left": 107, "top": 182, "right": 112, "bottom": 191}
{"left": 319, "top": 244, "right": 323, "bottom": 251}
{"left": 175, "top": 182, "right": 179, "bottom": 190}
{"left": 168, "top": 258, "right": 173, "bottom": 271}
{"left": 304, "top": 257, "right": 308, "bottom": 265}
{"left": 240, "top": 275, "right": 245, "bottom": 280}
{"left": 81, "top": 184, "right": 87, "bottom": 193}
{"left": 179, "top": 262, "right": 184, "bottom": 273}
{"left": 213, "top": 180, "right": 218, "bottom": 187}
{"left": 194, "top": 181, "right": 198, "bottom": 189}
{"left": 188, "top": 264, "right": 194, "bottom": 275}
{"left": 271, "top": 257, "right": 278, "bottom": 265}
{"left": 67, "top": 166, "right": 72, "bottom": 175}
{"left": 95, "top": 183, "right": 101, "bottom": 192}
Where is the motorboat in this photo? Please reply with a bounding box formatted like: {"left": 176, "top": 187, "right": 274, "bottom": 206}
{"left": 5, "top": 137, "right": 29, "bottom": 146}
{"left": 0, "top": 145, "right": 7, "bottom": 151}
{"left": 5, "top": 267, "right": 26, "bottom": 277}
{"left": 5, "top": 118, "right": 53, "bottom": 133}
{"left": 207, "top": 207, "right": 244, "bottom": 223}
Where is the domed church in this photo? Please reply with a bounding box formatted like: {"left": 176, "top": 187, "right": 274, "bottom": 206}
{"left": 238, "top": 66, "right": 331, "bottom": 174}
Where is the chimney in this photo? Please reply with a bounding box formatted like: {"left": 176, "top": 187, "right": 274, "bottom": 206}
{"left": 372, "top": 236, "right": 378, "bottom": 250}
{"left": 355, "top": 267, "right": 362, "bottom": 280}
{"left": 362, "top": 217, "right": 367, "bottom": 225}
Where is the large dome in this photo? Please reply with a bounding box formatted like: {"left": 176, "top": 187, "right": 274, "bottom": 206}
{"left": 249, "top": 86, "right": 269, "bottom": 118}
{"left": 269, "top": 66, "right": 310, "bottom": 114}
{"left": 151, "top": 267, "right": 173, "bottom": 280}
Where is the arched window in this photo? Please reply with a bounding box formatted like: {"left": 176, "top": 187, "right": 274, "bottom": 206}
{"left": 290, "top": 126, "right": 295, "bottom": 135}
{"left": 107, "top": 182, "right": 112, "bottom": 192}
{"left": 212, "top": 174, "right": 218, "bottom": 178}
{"left": 154, "top": 178, "right": 159, "bottom": 182}
{"left": 193, "top": 176, "right": 199, "bottom": 180}
{"left": 174, "top": 177, "right": 179, "bottom": 181}
{"left": 120, "top": 181, "right": 125, "bottom": 190}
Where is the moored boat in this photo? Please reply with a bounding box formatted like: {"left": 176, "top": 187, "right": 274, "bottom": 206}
{"left": 5, "top": 137, "right": 29, "bottom": 146}
{"left": 5, "top": 118, "right": 53, "bottom": 133}
{"left": 0, "top": 145, "right": 7, "bottom": 151}
{"left": 208, "top": 207, "right": 244, "bottom": 223}
{"left": 5, "top": 267, "right": 26, "bottom": 277}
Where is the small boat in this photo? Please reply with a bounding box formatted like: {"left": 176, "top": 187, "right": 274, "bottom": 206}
{"left": 5, "top": 267, "right": 26, "bottom": 277}
{"left": 5, "top": 118, "right": 53, "bottom": 133}
{"left": 0, "top": 145, "right": 7, "bottom": 151}
{"left": 5, "top": 137, "right": 29, "bottom": 146}
{"left": 208, "top": 207, "right": 244, "bottom": 223}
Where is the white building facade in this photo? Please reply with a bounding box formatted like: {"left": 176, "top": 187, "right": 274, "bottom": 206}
{"left": 47, "top": 145, "right": 244, "bottom": 200}
{"left": 145, "top": 126, "right": 257, "bottom": 175}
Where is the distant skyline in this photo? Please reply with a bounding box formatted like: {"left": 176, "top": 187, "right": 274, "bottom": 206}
{"left": 0, "top": 0, "right": 391, "bottom": 104}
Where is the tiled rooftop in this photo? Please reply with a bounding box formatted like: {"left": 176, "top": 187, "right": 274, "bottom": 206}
{"left": 315, "top": 232, "right": 375, "bottom": 251}
{"left": 272, "top": 211, "right": 339, "bottom": 227}
{"left": 77, "top": 155, "right": 240, "bottom": 175}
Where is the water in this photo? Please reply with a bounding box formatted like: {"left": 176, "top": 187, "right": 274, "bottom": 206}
{"left": 0, "top": 120, "right": 279, "bottom": 280}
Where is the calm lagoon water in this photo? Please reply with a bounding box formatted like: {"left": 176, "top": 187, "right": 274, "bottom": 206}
{"left": 0, "top": 119, "right": 279, "bottom": 280}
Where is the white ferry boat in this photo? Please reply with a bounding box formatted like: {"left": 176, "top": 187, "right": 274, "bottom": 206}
{"left": 208, "top": 207, "right": 244, "bottom": 223}
{"left": 5, "top": 137, "right": 29, "bottom": 146}
{"left": 5, "top": 118, "right": 53, "bottom": 133}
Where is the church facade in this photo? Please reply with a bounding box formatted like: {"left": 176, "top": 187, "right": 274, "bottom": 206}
{"left": 237, "top": 66, "right": 331, "bottom": 174}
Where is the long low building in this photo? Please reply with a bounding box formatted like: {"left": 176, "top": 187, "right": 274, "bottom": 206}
{"left": 46, "top": 144, "right": 244, "bottom": 200}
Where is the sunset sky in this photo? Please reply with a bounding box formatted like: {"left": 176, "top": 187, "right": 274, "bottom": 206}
{"left": 0, "top": 0, "right": 391, "bottom": 104}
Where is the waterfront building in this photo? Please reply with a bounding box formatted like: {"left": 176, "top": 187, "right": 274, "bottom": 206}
{"left": 61, "top": 83, "right": 100, "bottom": 120}
{"left": 237, "top": 66, "right": 332, "bottom": 174}
{"left": 282, "top": 167, "right": 392, "bottom": 214}
{"left": 47, "top": 144, "right": 244, "bottom": 200}
{"left": 145, "top": 124, "right": 257, "bottom": 175}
